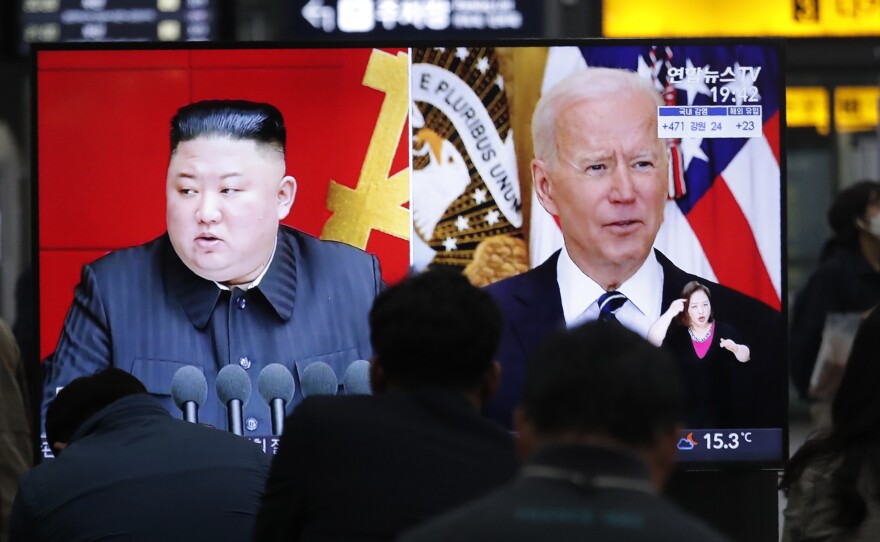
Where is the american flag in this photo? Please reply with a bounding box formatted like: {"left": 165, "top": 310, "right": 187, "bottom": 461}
{"left": 530, "top": 45, "right": 782, "bottom": 310}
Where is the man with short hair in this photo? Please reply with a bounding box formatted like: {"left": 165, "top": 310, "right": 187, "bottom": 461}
{"left": 253, "top": 270, "right": 518, "bottom": 541}
{"left": 400, "top": 322, "right": 729, "bottom": 542}
{"left": 42, "top": 101, "right": 381, "bottom": 435}
{"left": 10, "top": 369, "right": 269, "bottom": 542}
{"left": 485, "top": 68, "right": 782, "bottom": 430}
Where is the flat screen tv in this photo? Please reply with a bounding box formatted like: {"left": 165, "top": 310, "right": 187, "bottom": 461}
{"left": 33, "top": 39, "right": 786, "bottom": 468}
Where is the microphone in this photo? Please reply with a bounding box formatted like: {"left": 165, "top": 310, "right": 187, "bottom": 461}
{"left": 342, "top": 360, "right": 372, "bottom": 395}
{"left": 171, "top": 366, "right": 208, "bottom": 423}
{"left": 300, "top": 361, "right": 338, "bottom": 397}
{"left": 216, "top": 365, "right": 251, "bottom": 436}
{"left": 257, "top": 364, "right": 295, "bottom": 436}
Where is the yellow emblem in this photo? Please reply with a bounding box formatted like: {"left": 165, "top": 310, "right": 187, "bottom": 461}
{"left": 321, "top": 49, "right": 410, "bottom": 249}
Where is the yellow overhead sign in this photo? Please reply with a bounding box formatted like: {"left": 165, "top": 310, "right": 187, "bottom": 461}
{"left": 787, "top": 87, "right": 830, "bottom": 135}
{"left": 834, "top": 87, "right": 880, "bottom": 133}
{"left": 604, "top": 0, "right": 880, "bottom": 37}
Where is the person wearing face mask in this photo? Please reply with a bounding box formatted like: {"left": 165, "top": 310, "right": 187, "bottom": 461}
{"left": 647, "top": 281, "right": 751, "bottom": 428}
{"left": 790, "top": 180, "right": 880, "bottom": 404}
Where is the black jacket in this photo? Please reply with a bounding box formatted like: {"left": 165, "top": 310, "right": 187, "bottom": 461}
{"left": 10, "top": 394, "right": 270, "bottom": 542}
{"left": 253, "top": 390, "right": 518, "bottom": 541}
{"left": 790, "top": 247, "right": 880, "bottom": 399}
{"left": 400, "top": 444, "right": 730, "bottom": 542}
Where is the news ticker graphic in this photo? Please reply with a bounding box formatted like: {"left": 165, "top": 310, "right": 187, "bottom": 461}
{"left": 40, "top": 435, "right": 285, "bottom": 459}
{"left": 658, "top": 106, "right": 763, "bottom": 139}
{"left": 675, "top": 429, "right": 782, "bottom": 462}
{"left": 656, "top": 61, "right": 764, "bottom": 140}
{"left": 42, "top": 429, "right": 783, "bottom": 462}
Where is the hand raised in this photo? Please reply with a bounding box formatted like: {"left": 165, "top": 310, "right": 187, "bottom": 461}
{"left": 667, "top": 298, "right": 686, "bottom": 316}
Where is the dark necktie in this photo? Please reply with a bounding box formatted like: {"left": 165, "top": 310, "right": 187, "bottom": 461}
{"left": 597, "top": 291, "right": 628, "bottom": 323}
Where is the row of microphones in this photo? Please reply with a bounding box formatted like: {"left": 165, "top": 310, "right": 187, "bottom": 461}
{"left": 170, "top": 361, "right": 371, "bottom": 436}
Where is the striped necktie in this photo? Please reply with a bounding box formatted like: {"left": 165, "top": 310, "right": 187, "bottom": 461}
{"left": 597, "top": 291, "right": 628, "bottom": 323}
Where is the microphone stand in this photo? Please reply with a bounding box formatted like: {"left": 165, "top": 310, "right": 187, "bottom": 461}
{"left": 270, "top": 398, "right": 286, "bottom": 436}
{"left": 228, "top": 398, "right": 243, "bottom": 436}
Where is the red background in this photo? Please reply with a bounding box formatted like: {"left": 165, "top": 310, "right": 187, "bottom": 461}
{"left": 37, "top": 47, "right": 411, "bottom": 359}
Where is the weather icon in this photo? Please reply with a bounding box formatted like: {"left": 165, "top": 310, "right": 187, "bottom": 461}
{"left": 677, "top": 432, "right": 699, "bottom": 450}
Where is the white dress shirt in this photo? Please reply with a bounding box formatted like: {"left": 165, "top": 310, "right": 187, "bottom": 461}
{"left": 556, "top": 245, "right": 664, "bottom": 338}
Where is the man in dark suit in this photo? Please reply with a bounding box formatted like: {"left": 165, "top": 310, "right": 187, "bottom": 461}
{"left": 485, "top": 68, "right": 782, "bottom": 430}
{"left": 400, "top": 322, "right": 729, "bottom": 542}
{"left": 10, "top": 369, "right": 269, "bottom": 542}
{"left": 42, "top": 101, "right": 381, "bottom": 436}
{"left": 253, "top": 270, "right": 518, "bottom": 541}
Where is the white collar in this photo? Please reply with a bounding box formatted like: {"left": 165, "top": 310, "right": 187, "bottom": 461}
{"left": 557, "top": 246, "right": 663, "bottom": 327}
{"left": 214, "top": 236, "right": 277, "bottom": 292}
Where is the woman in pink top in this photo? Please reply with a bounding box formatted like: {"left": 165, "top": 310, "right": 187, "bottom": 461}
{"left": 648, "top": 281, "right": 751, "bottom": 427}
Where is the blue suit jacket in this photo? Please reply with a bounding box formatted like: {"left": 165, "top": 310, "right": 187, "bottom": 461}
{"left": 484, "top": 249, "right": 784, "bottom": 430}
{"left": 42, "top": 226, "right": 381, "bottom": 436}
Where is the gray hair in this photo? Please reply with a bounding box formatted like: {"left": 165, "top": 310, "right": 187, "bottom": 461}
{"left": 532, "top": 67, "right": 664, "bottom": 168}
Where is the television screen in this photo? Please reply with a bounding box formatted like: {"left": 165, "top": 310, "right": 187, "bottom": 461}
{"left": 409, "top": 43, "right": 786, "bottom": 467}
{"left": 35, "top": 45, "right": 411, "bottom": 455}
{"left": 34, "top": 40, "right": 786, "bottom": 467}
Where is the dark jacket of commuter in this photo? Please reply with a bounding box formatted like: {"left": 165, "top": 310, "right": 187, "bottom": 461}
{"left": 253, "top": 270, "right": 518, "bottom": 542}
{"left": 790, "top": 180, "right": 880, "bottom": 400}
{"left": 400, "top": 322, "right": 729, "bottom": 542}
{"left": 10, "top": 369, "right": 269, "bottom": 542}
{"left": 781, "top": 307, "right": 880, "bottom": 541}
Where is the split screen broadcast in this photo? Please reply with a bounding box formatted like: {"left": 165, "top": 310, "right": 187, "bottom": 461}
{"left": 35, "top": 42, "right": 786, "bottom": 467}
